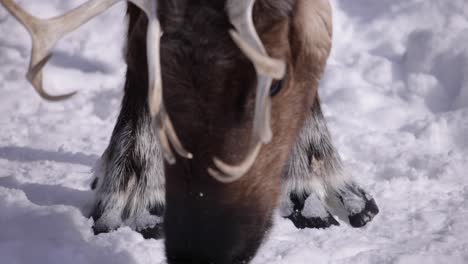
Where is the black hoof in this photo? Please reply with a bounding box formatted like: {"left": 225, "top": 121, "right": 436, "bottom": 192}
{"left": 92, "top": 224, "right": 112, "bottom": 235}
{"left": 92, "top": 223, "right": 164, "bottom": 239}
{"left": 287, "top": 211, "right": 340, "bottom": 229}
{"left": 348, "top": 198, "right": 379, "bottom": 228}
{"left": 90, "top": 204, "right": 113, "bottom": 235}
{"left": 140, "top": 205, "right": 165, "bottom": 239}
{"left": 139, "top": 223, "right": 164, "bottom": 239}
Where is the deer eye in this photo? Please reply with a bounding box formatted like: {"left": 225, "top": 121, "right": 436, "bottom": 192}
{"left": 270, "top": 79, "right": 284, "bottom": 97}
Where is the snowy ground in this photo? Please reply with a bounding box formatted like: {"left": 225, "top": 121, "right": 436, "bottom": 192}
{"left": 1, "top": 0, "right": 467, "bottom": 263}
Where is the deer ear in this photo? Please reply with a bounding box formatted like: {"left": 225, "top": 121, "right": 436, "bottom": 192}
{"left": 289, "top": 0, "right": 333, "bottom": 86}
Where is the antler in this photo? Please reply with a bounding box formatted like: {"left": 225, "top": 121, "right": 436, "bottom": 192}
{"left": 208, "top": 0, "right": 286, "bottom": 183}
{"left": 0, "top": 0, "right": 192, "bottom": 163}
{"left": 142, "top": 0, "right": 193, "bottom": 163}
{"left": 0, "top": 0, "right": 125, "bottom": 100}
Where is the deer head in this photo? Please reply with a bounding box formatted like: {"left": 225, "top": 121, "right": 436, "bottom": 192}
{"left": 1, "top": 0, "right": 332, "bottom": 262}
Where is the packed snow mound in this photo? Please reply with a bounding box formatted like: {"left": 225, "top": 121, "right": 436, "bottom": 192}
{"left": 0, "top": 0, "right": 467, "bottom": 263}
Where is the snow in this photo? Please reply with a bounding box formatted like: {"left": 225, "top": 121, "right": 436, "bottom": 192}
{"left": 1, "top": 0, "right": 467, "bottom": 263}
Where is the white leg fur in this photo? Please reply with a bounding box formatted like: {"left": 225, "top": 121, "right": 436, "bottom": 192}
{"left": 281, "top": 98, "right": 379, "bottom": 227}
{"left": 92, "top": 114, "right": 165, "bottom": 233}
{"left": 282, "top": 99, "right": 350, "bottom": 204}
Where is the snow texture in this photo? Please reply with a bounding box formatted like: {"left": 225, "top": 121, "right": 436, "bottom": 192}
{"left": 1, "top": 0, "right": 468, "bottom": 263}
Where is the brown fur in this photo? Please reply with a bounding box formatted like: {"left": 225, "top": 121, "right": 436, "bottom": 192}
{"left": 125, "top": 0, "right": 332, "bottom": 263}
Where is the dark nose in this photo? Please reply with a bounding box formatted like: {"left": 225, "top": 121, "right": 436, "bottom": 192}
{"left": 164, "top": 192, "right": 273, "bottom": 264}
{"left": 164, "top": 164, "right": 276, "bottom": 264}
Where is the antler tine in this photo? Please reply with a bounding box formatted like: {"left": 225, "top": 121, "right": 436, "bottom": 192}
{"left": 208, "top": 143, "right": 262, "bottom": 183}
{"left": 137, "top": 0, "right": 193, "bottom": 163}
{"left": 229, "top": 31, "right": 285, "bottom": 79}
{"left": 207, "top": 98, "right": 272, "bottom": 183}
{"left": 0, "top": 0, "right": 126, "bottom": 100}
{"left": 226, "top": 0, "right": 286, "bottom": 78}
{"left": 207, "top": 0, "right": 285, "bottom": 183}
{"left": 227, "top": 0, "right": 285, "bottom": 142}
{"left": 155, "top": 107, "right": 193, "bottom": 164}
{"left": 154, "top": 110, "right": 193, "bottom": 165}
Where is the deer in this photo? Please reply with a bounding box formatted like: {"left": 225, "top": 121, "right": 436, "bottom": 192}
{"left": 0, "top": 0, "right": 379, "bottom": 263}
